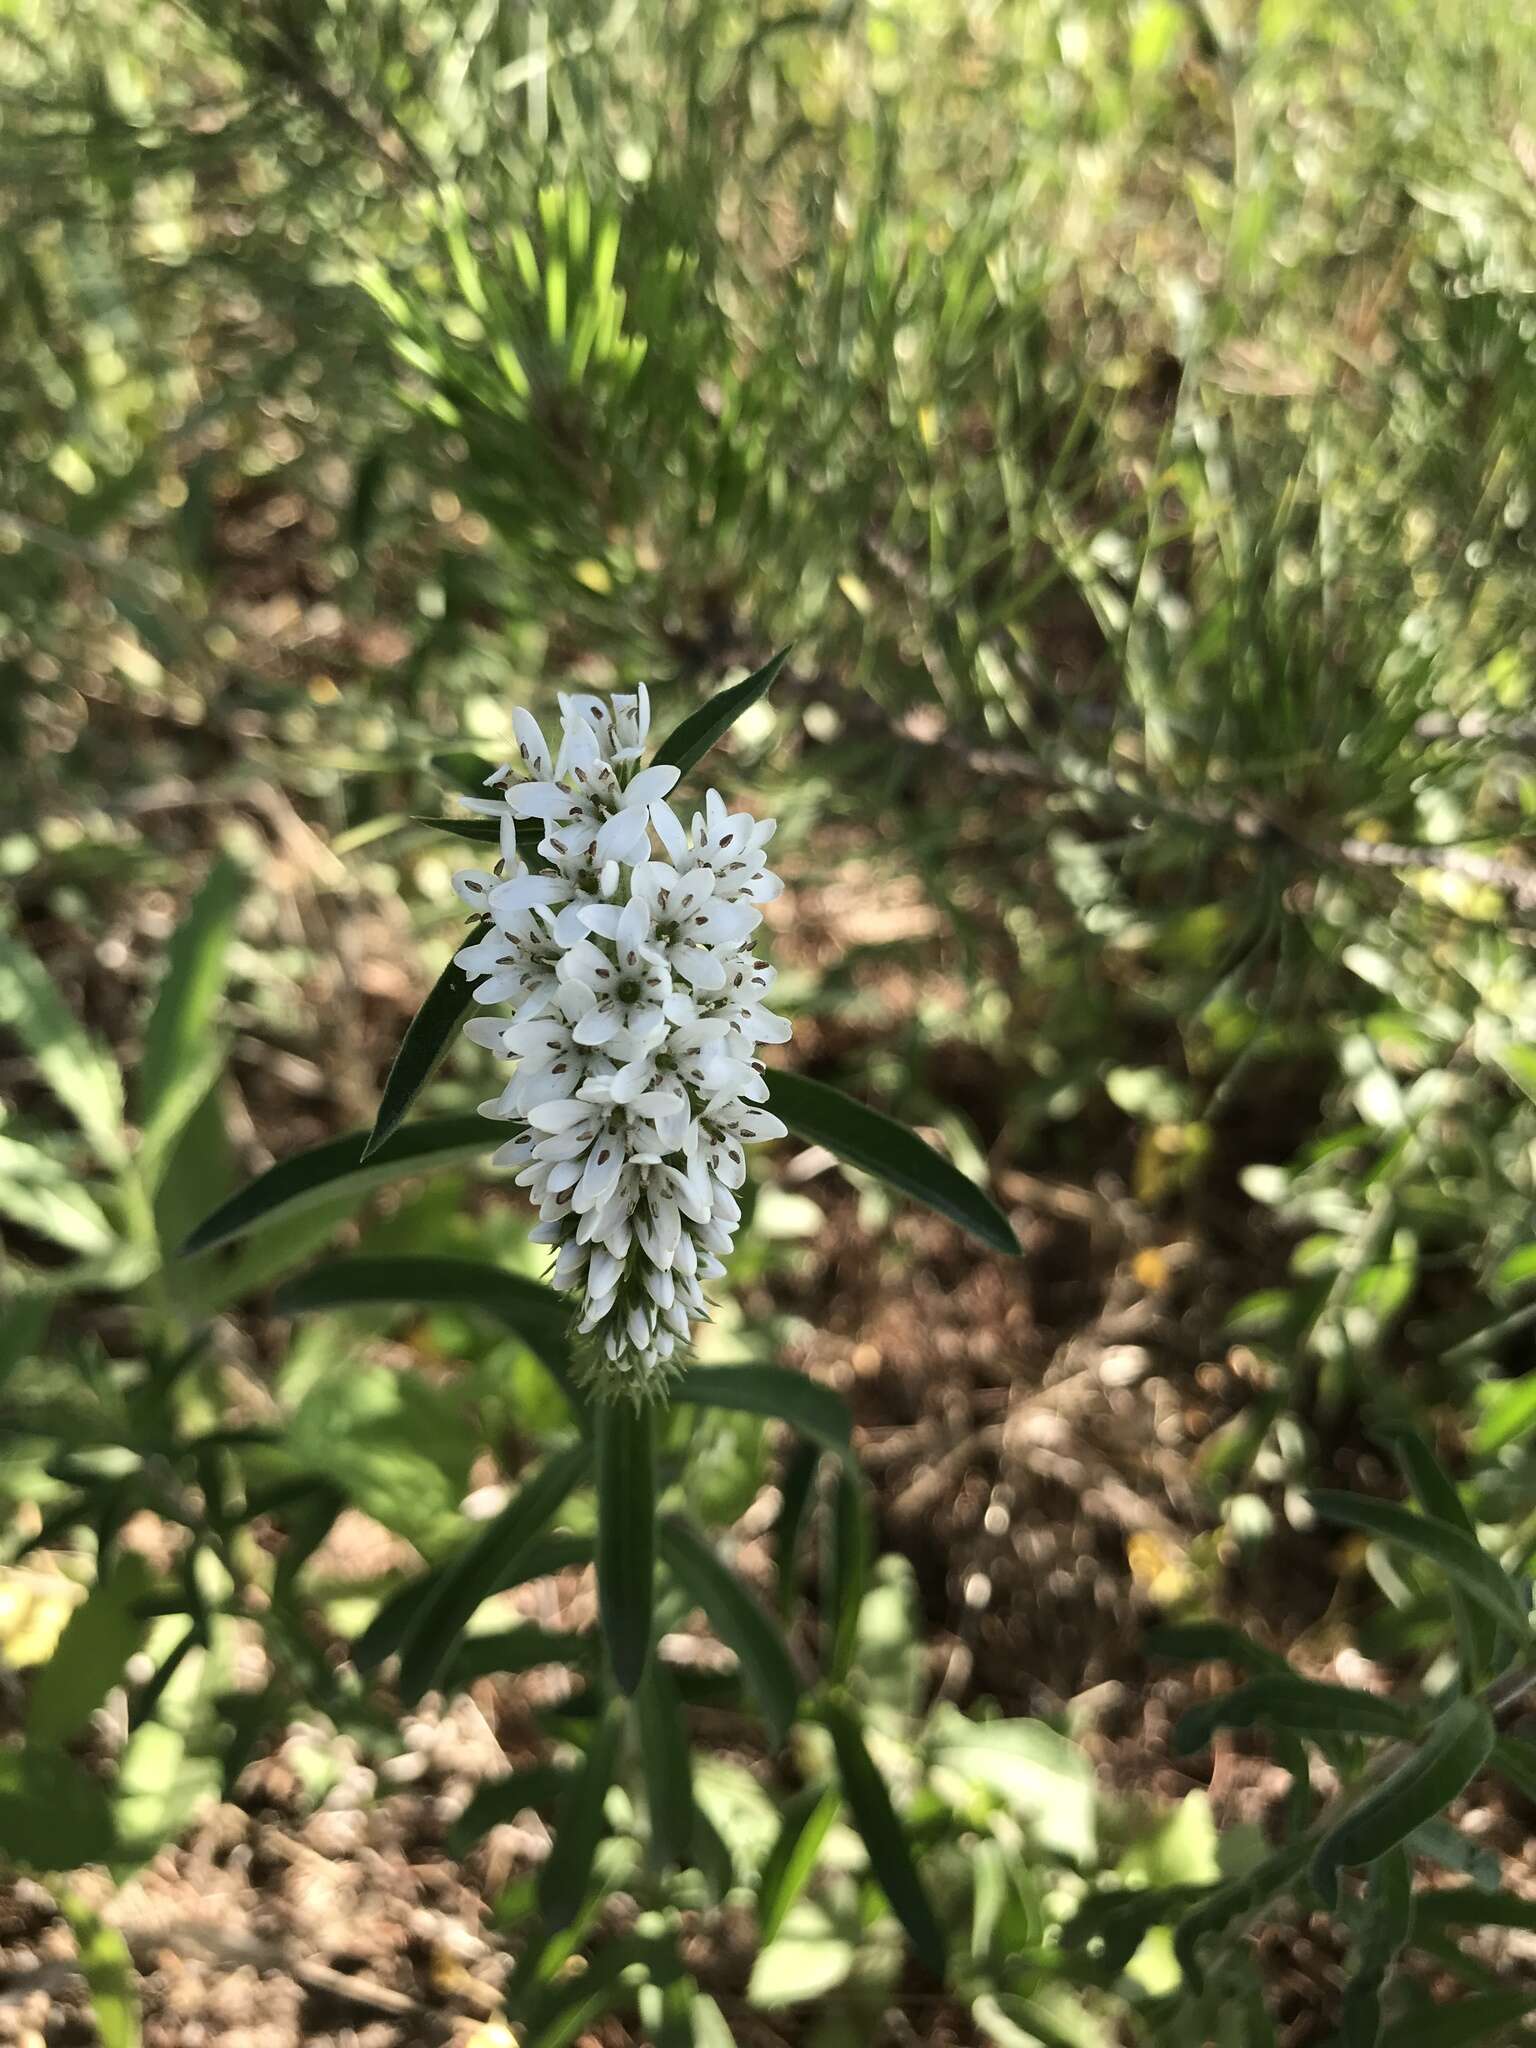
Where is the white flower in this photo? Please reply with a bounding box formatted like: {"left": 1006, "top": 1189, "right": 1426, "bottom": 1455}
{"left": 450, "top": 682, "right": 791, "bottom": 1398}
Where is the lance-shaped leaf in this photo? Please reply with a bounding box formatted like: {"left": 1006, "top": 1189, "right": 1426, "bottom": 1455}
{"left": 364, "top": 923, "right": 487, "bottom": 1158}
{"left": 653, "top": 646, "right": 792, "bottom": 778}
{"left": 0, "top": 931, "right": 126, "bottom": 1168}
{"left": 758, "top": 1782, "right": 839, "bottom": 1946}
{"left": 413, "top": 816, "right": 506, "bottom": 845}
{"left": 180, "top": 1114, "right": 491, "bottom": 1257}
{"left": 1173, "top": 1676, "right": 1421, "bottom": 1755}
{"left": 1342, "top": 1848, "right": 1412, "bottom": 2048}
{"left": 774, "top": 1438, "right": 821, "bottom": 1618}
{"left": 659, "top": 1514, "right": 801, "bottom": 1744}
{"left": 824, "top": 1465, "right": 869, "bottom": 1684}
{"left": 139, "top": 853, "right": 247, "bottom": 1149}
{"left": 273, "top": 1254, "right": 574, "bottom": 1384}
{"left": 538, "top": 1700, "right": 625, "bottom": 1929}
{"left": 635, "top": 1656, "right": 695, "bottom": 1869}
{"left": 822, "top": 1692, "right": 946, "bottom": 1980}
{"left": 595, "top": 1401, "right": 655, "bottom": 1693}
{"left": 1174, "top": 1840, "right": 1310, "bottom": 1993}
{"left": 1382, "top": 1427, "right": 1503, "bottom": 1684}
{"left": 1144, "top": 1620, "right": 1290, "bottom": 1675}
{"left": 364, "top": 1441, "right": 591, "bottom": 1700}
{"left": 1310, "top": 1697, "right": 1495, "bottom": 1909}
{"left": 766, "top": 1070, "right": 1020, "bottom": 1256}
{"left": 676, "top": 1363, "right": 852, "bottom": 1459}
{"left": 1309, "top": 1491, "right": 1530, "bottom": 1640}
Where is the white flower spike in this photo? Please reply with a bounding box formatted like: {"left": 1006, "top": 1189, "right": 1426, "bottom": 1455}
{"left": 452, "top": 686, "right": 790, "bottom": 1400}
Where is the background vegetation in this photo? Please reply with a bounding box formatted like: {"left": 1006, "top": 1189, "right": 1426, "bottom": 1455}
{"left": 5, "top": 0, "right": 1536, "bottom": 2042}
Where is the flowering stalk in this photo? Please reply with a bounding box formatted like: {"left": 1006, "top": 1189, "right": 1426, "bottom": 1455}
{"left": 450, "top": 686, "right": 791, "bottom": 1401}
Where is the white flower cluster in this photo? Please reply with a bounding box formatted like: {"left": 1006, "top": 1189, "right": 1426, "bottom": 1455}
{"left": 450, "top": 685, "right": 791, "bottom": 1398}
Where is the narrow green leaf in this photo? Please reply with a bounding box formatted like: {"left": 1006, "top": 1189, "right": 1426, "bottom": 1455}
{"left": 273, "top": 1253, "right": 573, "bottom": 1382}
{"left": 521, "top": 1932, "right": 651, "bottom": 2048}
{"left": 758, "top": 1782, "right": 839, "bottom": 1945}
{"left": 27, "top": 1556, "right": 150, "bottom": 1746}
{"left": 391, "top": 1441, "right": 591, "bottom": 1701}
{"left": 1144, "top": 1621, "right": 1290, "bottom": 1675}
{"left": 824, "top": 1465, "right": 869, "bottom": 1683}
{"left": 59, "top": 1895, "right": 140, "bottom": 2048}
{"left": 1309, "top": 1491, "right": 1530, "bottom": 1640}
{"left": 822, "top": 1693, "right": 946, "bottom": 1980}
{"left": 1311, "top": 1698, "right": 1495, "bottom": 1908}
{"left": 0, "top": 930, "right": 126, "bottom": 1166}
{"left": 659, "top": 1514, "right": 801, "bottom": 1744}
{"left": 766, "top": 1070, "right": 1020, "bottom": 1256}
{"left": 180, "top": 1113, "right": 490, "bottom": 1256}
{"left": 1174, "top": 1840, "right": 1310, "bottom": 1993}
{"left": 140, "top": 853, "right": 246, "bottom": 1143}
{"left": 442, "top": 1625, "right": 595, "bottom": 1688}
{"left": 774, "top": 1438, "right": 820, "bottom": 1618}
{"left": 1342, "top": 1847, "right": 1412, "bottom": 2048}
{"left": 1173, "top": 1676, "right": 1420, "bottom": 1755}
{"left": 1413, "top": 1889, "right": 1536, "bottom": 1936}
{"left": 364, "top": 923, "right": 486, "bottom": 1159}
{"left": 1382, "top": 1427, "right": 1502, "bottom": 1682}
{"left": 636, "top": 1657, "right": 695, "bottom": 1868}
{"left": 596, "top": 1401, "right": 655, "bottom": 1693}
{"left": 1379, "top": 1992, "right": 1536, "bottom": 2048}
{"left": 653, "top": 646, "right": 792, "bottom": 777}
{"left": 538, "top": 1699, "right": 624, "bottom": 1928}
{"left": 413, "top": 815, "right": 501, "bottom": 844}
{"left": 677, "top": 1363, "right": 851, "bottom": 1458}
{"left": 0, "top": 1746, "right": 117, "bottom": 1870}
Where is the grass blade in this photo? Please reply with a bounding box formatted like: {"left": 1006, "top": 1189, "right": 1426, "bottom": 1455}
{"left": 139, "top": 852, "right": 246, "bottom": 1146}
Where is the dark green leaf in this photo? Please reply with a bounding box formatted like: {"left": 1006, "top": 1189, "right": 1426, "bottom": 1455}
{"left": 636, "top": 1657, "right": 695, "bottom": 1868}
{"left": 758, "top": 1782, "right": 839, "bottom": 1945}
{"left": 1342, "top": 1847, "right": 1412, "bottom": 2048}
{"left": 1174, "top": 1841, "right": 1310, "bottom": 1994}
{"left": 413, "top": 814, "right": 503, "bottom": 844}
{"left": 273, "top": 1253, "right": 573, "bottom": 1380}
{"left": 1309, "top": 1492, "right": 1530, "bottom": 1640}
{"left": 387, "top": 1442, "right": 590, "bottom": 1700}
{"left": 0, "top": 1747, "right": 117, "bottom": 1870}
{"left": 676, "top": 1363, "right": 851, "bottom": 1458}
{"left": 822, "top": 1692, "right": 946, "bottom": 1980}
{"left": 521, "top": 1932, "right": 652, "bottom": 2048}
{"left": 596, "top": 1401, "right": 655, "bottom": 1693}
{"left": 538, "top": 1700, "right": 624, "bottom": 1929}
{"left": 659, "top": 1514, "right": 801, "bottom": 1744}
{"left": 443, "top": 1625, "right": 596, "bottom": 1687}
{"left": 766, "top": 1070, "right": 1020, "bottom": 1256}
{"left": 824, "top": 1465, "right": 869, "bottom": 1684}
{"left": 364, "top": 923, "right": 486, "bottom": 1158}
{"left": 775, "top": 1438, "right": 821, "bottom": 1618}
{"left": 1382, "top": 1427, "right": 1503, "bottom": 1683}
{"left": 1144, "top": 1621, "right": 1290, "bottom": 1675}
{"left": 180, "top": 1114, "right": 491, "bottom": 1257}
{"left": 1311, "top": 1698, "right": 1495, "bottom": 1908}
{"left": 653, "top": 646, "right": 792, "bottom": 777}
{"left": 139, "top": 852, "right": 246, "bottom": 1144}
{"left": 27, "top": 1556, "right": 151, "bottom": 1746}
{"left": 1413, "top": 1888, "right": 1536, "bottom": 1936}
{"left": 1173, "top": 1676, "right": 1420, "bottom": 1754}
{"left": 1378, "top": 1992, "right": 1536, "bottom": 2048}
{"left": 0, "top": 931, "right": 125, "bottom": 1167}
